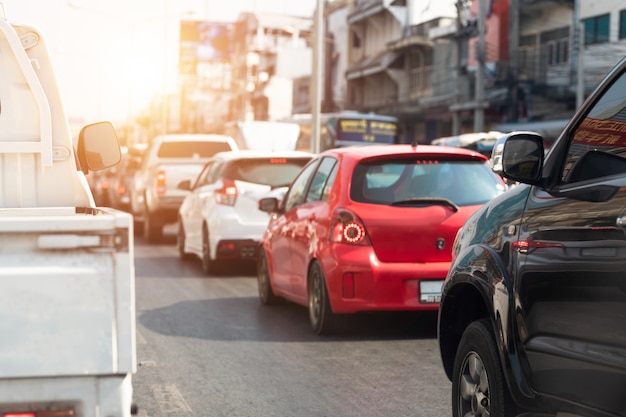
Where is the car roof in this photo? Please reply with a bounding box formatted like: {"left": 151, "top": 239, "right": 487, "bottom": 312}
{"left": 321, "top": 144, "right": 490, "bottom": 161}
{"left": 210, "top": 150, "right": 315, "bottom": 161}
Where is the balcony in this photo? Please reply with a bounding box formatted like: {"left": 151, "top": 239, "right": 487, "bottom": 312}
{"left": 409, "top": 66, "right": 433, "bottom": 99}
{"left": 348, "top": 0, "right": 385, "bottom": 24}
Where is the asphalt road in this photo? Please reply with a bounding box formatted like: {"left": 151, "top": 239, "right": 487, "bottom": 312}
{"left": 132, "top": 227, "right": 452, "bottom": 417}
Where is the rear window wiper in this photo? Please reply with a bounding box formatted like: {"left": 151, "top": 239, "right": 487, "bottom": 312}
{"left": 390, "top": 197, "right": 459, "bottom": 212}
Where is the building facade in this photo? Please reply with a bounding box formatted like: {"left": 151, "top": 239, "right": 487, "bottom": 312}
{"left": 202, "top": 0, "right": 626, "bottom": 144}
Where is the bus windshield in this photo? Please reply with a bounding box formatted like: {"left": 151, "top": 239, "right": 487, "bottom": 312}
{"left": 285, "top": 111, "right": 399, "bottom": 152}
{"left": 334, "top": 117, "right": 397, "bottom": 147}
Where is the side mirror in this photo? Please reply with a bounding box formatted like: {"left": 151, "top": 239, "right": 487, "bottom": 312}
{"left": 177, "top": 180, "right": 192, "bottom": 191}
{"left": 500, "top": 132, "right": 544, "bottom": 185}
{"left": 77, "top": 122, "right": 122, "bottom": 174}
{"left": 258, "top": 197, "right": 279, "bottom": 213}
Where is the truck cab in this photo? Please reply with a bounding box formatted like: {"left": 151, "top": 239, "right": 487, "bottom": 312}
{"left": 438, "top": 56, "right": 626, "bottom": 417}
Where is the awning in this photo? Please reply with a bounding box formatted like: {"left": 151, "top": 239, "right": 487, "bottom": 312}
{"left": 346, "top": 51, "right": 399, "bottom": 80}
{"left": 348, "top": 2, "right": 385, "bottom": 24}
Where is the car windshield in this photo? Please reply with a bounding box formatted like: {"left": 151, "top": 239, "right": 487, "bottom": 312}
{"left": 223, "top": 157, "right": 312, "bottom": 188}
{"left": 350, "top": 158, "right": 505, "bottom": 206}
{"left": 157, "top": 141, "right": 232, "bottom": 158}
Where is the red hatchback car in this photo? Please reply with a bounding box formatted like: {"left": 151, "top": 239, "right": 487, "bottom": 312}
{"left": 257, "top": 144, "right": 506, "bottom": 334}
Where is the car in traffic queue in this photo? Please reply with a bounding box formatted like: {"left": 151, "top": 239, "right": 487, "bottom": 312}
{"left": 132, "top": 133, "right": 238, "bottom": 242}
{"left": 105, "top": 144, "right": 145, "bottom": 213}
{"left": 437, "top": 56, "right": 626, "bottom": 417}
{"left": 256, "top": 144, "right": 507, "bottom": 335}
{"left": 177, "top": 150, "right": 314, "bottom": 274}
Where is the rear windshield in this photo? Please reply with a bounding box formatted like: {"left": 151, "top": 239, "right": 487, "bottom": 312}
{"left": 350, "top": 158, "right": 505, "bottom": 206}
{"left": 223, "top": 157, "right": 311, "bottom": 188}
{"left": 157, "top": 141, "right": 233, "bottom": 158}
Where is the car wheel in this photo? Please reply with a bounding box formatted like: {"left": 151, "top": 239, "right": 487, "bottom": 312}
{"left": 143, "top": 209, "right": 162, "bottom": 243}
{"left": 177, "top": 221, "right": 194, "bottom": 262}
{"left": 257, "top": 249, "right": 279, "bottom": 305}
{"left": 452, "top": 318, "right": 517, "bottom": 417}
{"left": 201, "top": 226, "right": 221, "bottom": 275}
{"left": 308, "top": 261, "right": 339, "bottom": 335}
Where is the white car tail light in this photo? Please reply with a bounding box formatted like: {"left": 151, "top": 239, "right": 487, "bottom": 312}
{"left": 155, "top": 170, "right": 166, "bottom": 195}
{"left": 215, "top": 178, "right": 238, "bottom": 206}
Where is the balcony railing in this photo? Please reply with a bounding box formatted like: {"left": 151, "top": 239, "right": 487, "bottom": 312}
{"left": 409, "top": 66, "right": 433, "bottom": 98}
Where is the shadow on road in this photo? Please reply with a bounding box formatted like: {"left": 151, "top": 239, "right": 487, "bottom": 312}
{"left": 138, "top": 295, "right": 438, "bottom": 343}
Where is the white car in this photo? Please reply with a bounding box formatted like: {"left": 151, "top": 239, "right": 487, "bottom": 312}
{"left": 177, "top": 150, "right": 314, "bottom": 274}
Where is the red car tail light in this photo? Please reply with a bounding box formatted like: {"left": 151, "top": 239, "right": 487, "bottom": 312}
{"left": 330, "top": 209, "right": 370, "bottom": 246}
{"left": 155, "top": 170, "right": 166, "bottom": 195}
{"left": 215, "top": 178, "right": 238, "bottom": 206}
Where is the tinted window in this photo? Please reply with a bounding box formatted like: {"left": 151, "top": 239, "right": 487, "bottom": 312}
{"left": 351, "top": 158, "right": 505, "bottom": 207}
{"left": 157, "top": 141, "right": 232, "bottom": 158}
{"left": 193, "top": 162, "right": 214, "bottom": 188}
{"left": 561, "top": 69, "right": 626, "bottom": 183}
{"left": 283, "top": 160, "right": 320, "bottom": 211}
{"left": 222, "top": 157, "right": 311, "bottom": 187}
{"left": 306, "top": 157, "right": 338, "bottom": 203}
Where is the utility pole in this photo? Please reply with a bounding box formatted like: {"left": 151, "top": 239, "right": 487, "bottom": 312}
{"left": 474, "top": 0, "right": 486, "bottom": 133}
{"left": 453, "top": 0, "right": 464, "bottom": 136}
{"left": 508, "top": 0, "right": 520, "bottom": 122}
{"left": 311, "top": 0, "right": 324, "bottom": 154}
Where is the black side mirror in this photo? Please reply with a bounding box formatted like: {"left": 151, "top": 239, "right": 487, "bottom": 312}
{"left": 501, "top": 132, "right": 544, "bottom": 185}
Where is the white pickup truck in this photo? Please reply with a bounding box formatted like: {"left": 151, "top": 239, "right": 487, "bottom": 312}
{"left": 0, "top": 10, "right": 136, "bottom": 417}
{"left": 131, "top": 133, "right": 237, "bottom": 242}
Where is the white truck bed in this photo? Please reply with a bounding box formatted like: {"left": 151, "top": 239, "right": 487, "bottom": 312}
{"left": 0, "top": 207, "right": 135, "bottom": 378}
{"left": 0, "top": 207, "right": 136, "bottom": 416}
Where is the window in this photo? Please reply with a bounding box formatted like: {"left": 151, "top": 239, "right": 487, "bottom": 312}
{"left": 283, "top": 160, "right": 320, "bottom": 211}
{"left": 562, "top": 68, "right": 626, "bottom": 183}
{"left": 620, "top": 10, "right": 626, "bottom": 39}
{"left": 351, "top": 158, "right": 505, "bottom": 207}
{"left": 223, "top": 157, "right": 311, "bottom": 188}
{"left": 547, "top": 40, "right": 568, "bottom": 66}
{"left": 583, "top": 14, "right": 610, "bottom": 45}
{"left": 157, "top": 141, "right": 233, "bottom": 158}
{"left": 540, "top": 27, "right": 569, "bottom": 66}
{"left": 193, "top": 162, "right": 214, "bottom": 188}
{"left": 305, "top": 157, "right": 338, "bottom": 203}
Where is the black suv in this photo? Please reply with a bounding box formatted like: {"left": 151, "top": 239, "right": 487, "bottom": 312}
{"left": 438, "top": 57, "right": 626, "bottom": 417}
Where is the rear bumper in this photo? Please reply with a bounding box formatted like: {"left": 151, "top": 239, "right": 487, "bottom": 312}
{"left": 208, "top": 208, "right": 269, "bottom": 260}
{"left": 214, "top": 239, "right": 259, "bottom": 261}
{"left": 317, "top": 244, "right": 450, "bottom": 314}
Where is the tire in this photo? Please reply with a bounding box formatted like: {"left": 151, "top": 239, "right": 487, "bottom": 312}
{"left": 177, "top": 221, "right": 194, "bottom": 262}
{"left": 257, "top": 249, "right": 279, "bottom": 305}
{"left": 201, "top": 226, "right": 221, "bottom": 275}
{"left": 143, "top": 209, "right": 162, "bottom": 243}
{"left": 452, "top": 319, "right": 517, "bottom": 417}
{"left": 308, "top": 261, "right": 340, "bottom": 335}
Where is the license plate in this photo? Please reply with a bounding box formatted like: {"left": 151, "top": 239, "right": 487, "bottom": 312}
{"left": 420, "top": 280, "right": 444, "bottom": 303}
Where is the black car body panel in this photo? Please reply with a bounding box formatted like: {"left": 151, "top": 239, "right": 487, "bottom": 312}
{"left": 439, "top": 56, "right": 626, "bottom": 417}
